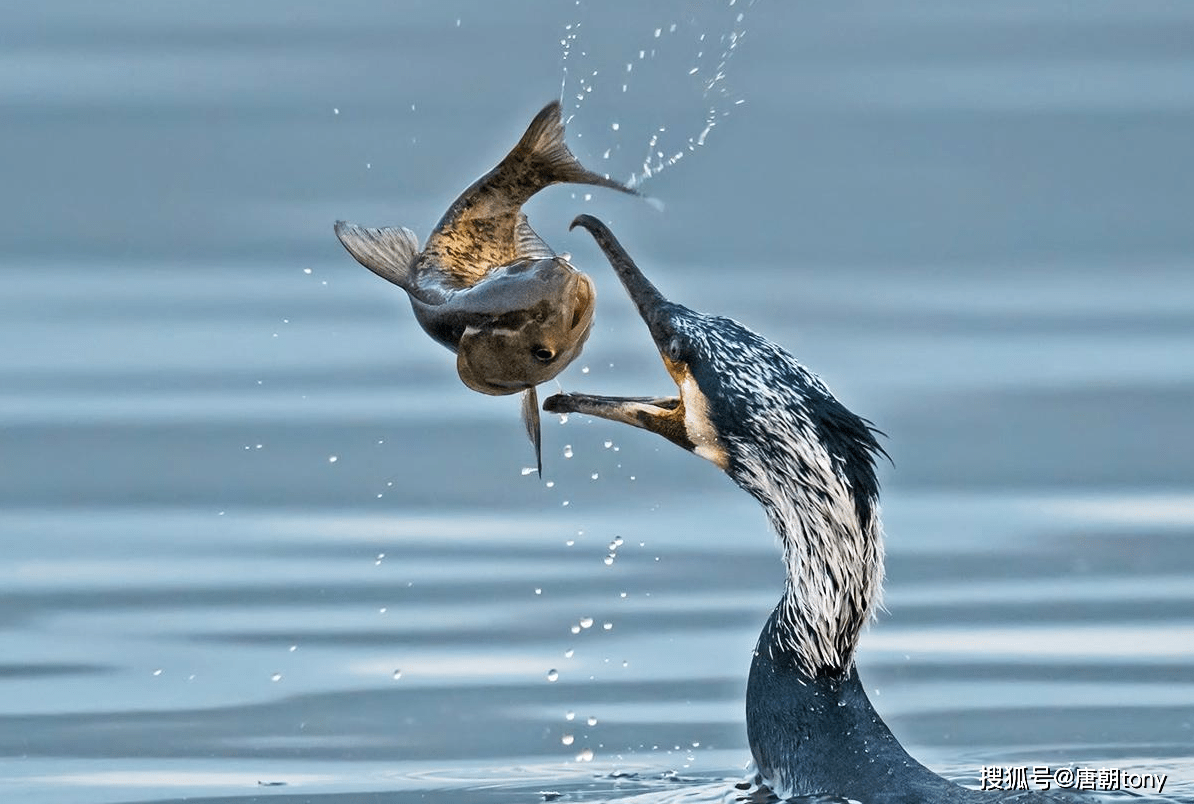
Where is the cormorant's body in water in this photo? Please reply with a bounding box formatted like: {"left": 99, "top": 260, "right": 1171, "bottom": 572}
{"left": 545, "top": 215, "right": 1079, "bottom": 803}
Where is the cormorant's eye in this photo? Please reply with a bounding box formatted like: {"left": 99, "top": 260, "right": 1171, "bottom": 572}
{"left": 665, "top": 336, "right": 685, "bottom": 362}
{"left": 533, "top": 347, "right": 556, "bottom": 362}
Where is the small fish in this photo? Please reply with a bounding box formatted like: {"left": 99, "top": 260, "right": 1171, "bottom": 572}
{"left": 335, "top": 101, "right": 637, "bottom": 474}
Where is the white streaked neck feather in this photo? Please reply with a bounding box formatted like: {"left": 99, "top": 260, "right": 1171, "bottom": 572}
{"left": 735, "top": 434, "right": 885, "bottom": 677}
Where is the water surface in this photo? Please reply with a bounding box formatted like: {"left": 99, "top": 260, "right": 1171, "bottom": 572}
{"left": 2, "top": 2, "right": 1193, "bottom": 802}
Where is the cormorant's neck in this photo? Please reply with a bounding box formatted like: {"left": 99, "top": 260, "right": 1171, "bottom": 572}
{"left": 736, "top": 457, "right": 885, "bottom": 677}
{"left": 747, "top": 609, "right": 981, "bottom": 802}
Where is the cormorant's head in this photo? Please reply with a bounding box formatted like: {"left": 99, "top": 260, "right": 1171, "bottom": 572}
{"left": 544, "top": 215, "right": 885, "bottom": 529}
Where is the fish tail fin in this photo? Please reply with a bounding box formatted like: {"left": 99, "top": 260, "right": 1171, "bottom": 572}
{"left": 334, "top": 221, "right": 421, "bottom": 292}
{"left": 512, "top": 101, "right": 638, "bottom": 198}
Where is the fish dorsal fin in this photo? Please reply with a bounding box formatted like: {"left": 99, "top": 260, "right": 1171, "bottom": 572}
{"left": 334, "top": 221, "right": 423, "bottom": 294}
{"left": 515, "top": 213, "right": 555, "bottom": 261}
{"left": 512, "top": 101, "right": 638, "bottom": 198}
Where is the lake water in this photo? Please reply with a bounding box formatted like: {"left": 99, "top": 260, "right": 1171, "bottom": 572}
{"left": 2, "top": 2, "right": 1193, "bottom": 803}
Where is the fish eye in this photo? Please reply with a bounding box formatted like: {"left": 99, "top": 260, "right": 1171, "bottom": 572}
{"left": 533, "top": 346, "right": 556, "bottom": 362}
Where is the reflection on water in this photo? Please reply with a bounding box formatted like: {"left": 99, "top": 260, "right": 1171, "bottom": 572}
{"left": 3, "top": 1, "right": 1194, "bottom": 803}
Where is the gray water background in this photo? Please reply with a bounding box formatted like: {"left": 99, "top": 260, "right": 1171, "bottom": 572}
{"left": 2, "top": 1, "right": 1193, "bottom": 802}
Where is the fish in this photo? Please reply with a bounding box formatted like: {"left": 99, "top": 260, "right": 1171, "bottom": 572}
{"left": 334, "top": 101, "right": 637, "bottom": 474}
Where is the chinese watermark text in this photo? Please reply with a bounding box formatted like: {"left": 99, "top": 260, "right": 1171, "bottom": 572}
{"left": 979, "top": 766, "right": 1167, "bottom": 794}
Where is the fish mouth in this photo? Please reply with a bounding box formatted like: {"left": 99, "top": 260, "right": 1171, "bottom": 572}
{"left": 542, "top": 215, "right": 696, "bottom": 453}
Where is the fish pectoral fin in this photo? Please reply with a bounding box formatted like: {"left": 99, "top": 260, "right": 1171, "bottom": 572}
{"left": 334, "top": 221, "right": 421, "bottom": 293}
{"left": 522, "top": 387, "right": 543, "bottom": 477}
{"left": 515, "top": 213, "right": 555, "bottom": 261}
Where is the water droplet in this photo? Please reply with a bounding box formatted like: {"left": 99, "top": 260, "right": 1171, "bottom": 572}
{"left": 613, "top": 537, "right": 624, "bottom": 547}
{"left": 564, "top": 649, "right": 574, "bottom": 658}
{"left": 562, "top": 500, "right": 570, "bottom": 507}
{"left": 521, "top": 467, "right": 537, "bottom": 476}
{"left": 328, "top": 455, "right": 338, "bottom": 463}
{"left": 622, "top": 660, "right": 629, "bottom": 667}
{"left": 837, "top": 700, "right": 848, "bottom": 707}
{"left": 557, "top": 413, "right": 569, "bottom": 424}
{"left": 332, "top": 107, "right": 340, "bottom": 115}
{"left": 379, "top": 607, "right": 387, "bottom": 614}
{"left": 603, "top": 555, "right": 614, "bottom": 566}
{"left": 563, "top": 445, "right": 573, "bottom": 459}
{"left": 583, "top": 194, "right": 592, "bottom": 202}
{"left": 561, "top": 733, "right": 574, "bottom": 746}
{"left": 576, "top": 748, "right": 594, "bottom": 762}
{"left": 152, "top": 668, "right": 163, "bottom": 677}
{"left": 546, "top": 669, "right": 559, "bottom": 682}
{"left": 692, "top": 741, "right": 701, "bottom": 748}
{"left": 653, "top": 27, "right": 661, "bottom": 37}
{"left": 587, "top": 716, "right": 598, "bottom": 726}
{"left": 603, "top": 622, "right": 613, "bottom": 631}
{"left": 565, "top": 539, "right": 574, "bottom": 547}
{"left": 303, "top": 268, "right": 312, "bottom": 275}
{"left": 603, "top": 440, "right": 613, "bottom": 449}
{"left": 571, "top": 625, "right": 581, "bottom": 634}
{"left": 534, "top": 587, "right": 542, "bottom": 595}
{"left": 392, "top": 669, "right": 402, "bottom": 680}
{"left": 590, "top": 473, "right": 599, "bottom": 480}
{"left": 270, "top": 672, "right": 282, "bottom": 682}
{"left": 580, "top": 617, "right": 594, "bottom": 629}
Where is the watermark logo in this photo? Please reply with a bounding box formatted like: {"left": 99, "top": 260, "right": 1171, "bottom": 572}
{"left": 979, "top": 766, "right": 1167, "bottom": 794}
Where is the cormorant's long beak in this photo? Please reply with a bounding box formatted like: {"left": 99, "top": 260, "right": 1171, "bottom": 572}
{"left": 543, "top": 215, "right": 695, "bottom": 453}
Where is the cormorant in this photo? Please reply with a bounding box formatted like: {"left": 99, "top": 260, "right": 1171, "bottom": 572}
{"left": 545, "top": 215, "right": 1080, "bottom": 803}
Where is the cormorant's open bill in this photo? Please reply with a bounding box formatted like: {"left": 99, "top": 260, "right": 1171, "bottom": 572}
{"left": 544, "top": 215, "right": 702, "bottom": 457}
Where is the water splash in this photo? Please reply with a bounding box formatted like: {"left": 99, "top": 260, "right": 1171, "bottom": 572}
{"left": 557, "top": 0, "right": 757, "bottom": 189}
